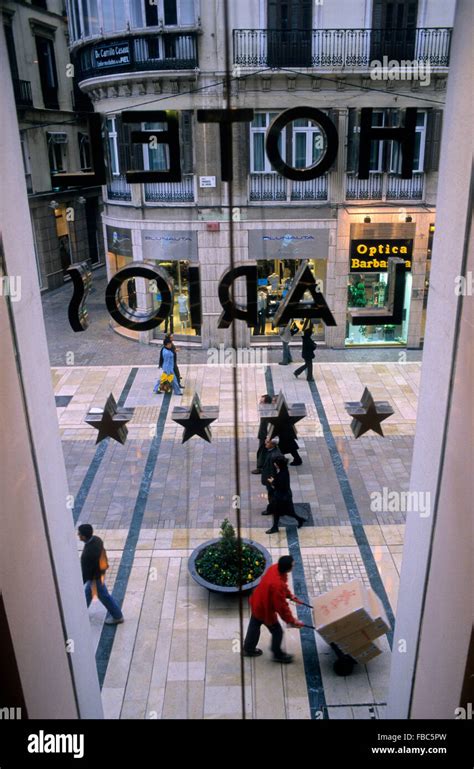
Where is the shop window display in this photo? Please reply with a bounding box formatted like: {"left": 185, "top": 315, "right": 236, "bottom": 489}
{"left": 253, "top": 258, "right": 327, "bottom": 341}
{"left": 151, "top": 261, "right": 198, "bottom": 338}
{"left": 346, "top": 271, "right": 412, "bottom": 345}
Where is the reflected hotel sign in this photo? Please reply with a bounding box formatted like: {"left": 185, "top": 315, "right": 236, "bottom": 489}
{"left": 94, "top": 41, "right": 130, "bottom": 68}
{"left": 350, "top": 239, "right": 413, "bottom": 272}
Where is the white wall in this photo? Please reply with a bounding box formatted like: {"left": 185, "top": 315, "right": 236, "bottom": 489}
{"left": 387, "top": 0, "right": 473, "bottom": 719}
{"left": 0, "top": 25, "right": 103, "bottom": 719}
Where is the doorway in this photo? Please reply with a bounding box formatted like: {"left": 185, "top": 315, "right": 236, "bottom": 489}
{"left": 267, "top": 0, "right": 312, "bottom": 67}
{"left": 371, "top": 0, "right": 419, "bottom": 62}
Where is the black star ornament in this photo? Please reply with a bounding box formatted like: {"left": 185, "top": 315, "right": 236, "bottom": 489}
{"left": 263, "top": 391, "right": 306, "bottom": 441}
{"left": 345, "top": 387, "right": 394, "bottom": 438}
{"left": 85, "top": 393, "right": 133, "bottom": 445}
{"left": 172, "top": 392, "right": 218, "bottom": 443}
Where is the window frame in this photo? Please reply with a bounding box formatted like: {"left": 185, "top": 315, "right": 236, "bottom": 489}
{"left": 250, "top": 112, "right": 285, "bottom": 174}
{"left": 106, "top": 117, "right": 120, "bottom": 176}
{"left": 67, "top": 0, "right": 197, "bottom": 41}
{"left": 78, "top": 131, "right": 92, "bottom": 171}
{"left": 47, "top": 132, "right": 68, "bottom": 174}
{"left": 389, "top": 110, "right": 427, "bottom": 174}
{"left": 291, "top": 118, "right": 326, "bottom": 170}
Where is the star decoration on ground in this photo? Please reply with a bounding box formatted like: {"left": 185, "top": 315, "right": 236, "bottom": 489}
{"left": 345, "top": 387, "right": 394, "bottom": 438}
{"left": 172, "top": 392, "right": 219, "bottom": 443}
{"left": 85, "top": 393, "right": 133, "bottom": 445}
{"left": 262, "top": 391, "right": 307, "bottom": 441}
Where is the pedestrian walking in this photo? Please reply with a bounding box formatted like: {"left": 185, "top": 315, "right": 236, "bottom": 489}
{"left": 278, "top": 421, "right": 302, "bottom": 466}
{"left": 294, "top": 327, "right": 316, "bottom": 382}
{"left": 260, "top": 436, "right": 283, "bottom": 508}
{"left": 159, "top": 334, "right": 182, "bottom": 386}
{"left": 251, "top": 394, "right": 273, "bottom": 475}
{"left": 263, "top": 456, "right": 306, "bottom": 533}
{"left": 243, "top": 555, "right": 304, "bottom": 663}
{"left": 77, "top": 524, "right": 124, "bottom": 625}
{"left": 155, "top": 340, "right": 182, "bottom": 395}
{"left": 278, "top": 322, "right": 293, "bottom": 365}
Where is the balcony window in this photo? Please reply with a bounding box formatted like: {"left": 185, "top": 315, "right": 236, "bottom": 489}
{"left": 250, "top": 113, "right": 283, "bottom": 174}
{"left": 20, "top": 131, "right": 33, "bottom": 193}
{"left": 292, "top": 119, "right": 326, "bottom": 170}
{"left": 78, "top": 132, "right": 92, "bottom": 171}
{"left": 143, "top": 122, "right": 169, "bottom": 172}
{"left": 47, "top": 132, "right": 68, "bottom": 173}
{"left": 106, "top": 117, "right": 119, "bottom": 176}
{"left": 390, "top": 111, "right": 427, "bottom": 174}
{"left": 102, "top": 0, "right": 127, "bottom": 33}
{"left": 35, "top": 36, "right": 59, "bottom": 109}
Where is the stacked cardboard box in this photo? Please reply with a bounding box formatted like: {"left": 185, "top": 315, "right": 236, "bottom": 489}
{"left": 313, "top": 579, "right": 390, "bottom": 664}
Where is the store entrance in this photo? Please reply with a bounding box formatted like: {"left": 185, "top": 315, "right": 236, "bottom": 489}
{"left": 253, "top": 258, "right": 327, "bottom": 342}
{"left": 152, "top": 260, "right": 199, "bottom": 340}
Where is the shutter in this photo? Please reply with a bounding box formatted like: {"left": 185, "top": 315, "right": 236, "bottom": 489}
{"left": 268, "top": 0, "right": 278, "bottom": 28}
{"left": 346, "top": 108, "right": 359, "bottom": 172}
{"left": 237, "top": 121, "right": 250, "bottom": 185}
{"left": 424, "top": 110, "right": 443, "bottom": 172}
{"left": 117, "top": 116, "right": 131, "bottom": 174}
{"left": 181, "top": 110, "right": 193, "bottom": 174}
{"left": 371, "top": 0, "right": 383, "bottom": 28}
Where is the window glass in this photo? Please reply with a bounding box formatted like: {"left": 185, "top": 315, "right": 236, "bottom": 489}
{"left": 164, "top": 0, "right": 178, "bottom": 25}
{"left": 102, "top": 0, "right": 126, "bottom": 32}
{"left": 179, "top": 0, "right": 195, "bottom": 25}
{"left": 346, "top": 272, "right": 412, "bottom": 345}
{"left": 144, "top": 122, "right": 169, "bottom": 170}
{"left": 130, "top": 0, "right": 144, "bottom": 28}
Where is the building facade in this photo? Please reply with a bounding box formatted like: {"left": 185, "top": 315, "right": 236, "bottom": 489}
{"left": 67, "top": 0, "right": 454, "bottom": 348}
{"left": 3, "top": 0, "right": 104, "bottom": 291}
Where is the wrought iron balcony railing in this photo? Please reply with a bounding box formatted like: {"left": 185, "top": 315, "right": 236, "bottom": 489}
{"left": 144, "top": 175, "right": 194, "bottom": 203}
{"left": 249, "top": 173, "right": 328, "bottom": 202}
{"left": 233, "top": 28, "right": 452, "bottom": 69}
{"left": 76, "top": 32, "right": 198, "bottom": 81}
{"left": 346, "top": 173, "right": 424, "bottom": 201}
{"left": 106, "top": 175, "right": 132, "bottom": 201}
{"left": 13, "top": 78, "right": 33, "bottom": 107}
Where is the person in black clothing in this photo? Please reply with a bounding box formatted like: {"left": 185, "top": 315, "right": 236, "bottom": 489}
{"left": 251, "top": 394, "right": 272, "bottom": 474}
{"left": 260, "top": 436, "right": 283, "bottom": 509}
{"left": 77, "top": 524, "right": 123, "bottom": 624}
{"left": 159, "top": 334, "right": 182, "bottom": 386}
{"left": 264, "top": 456, "right": 305, "bottom": 534}
{"left": 278, "top": 427, "right": 303, "bottom": 466}
{"left": 294, "top": 327, "right": 316, "bottom": 382}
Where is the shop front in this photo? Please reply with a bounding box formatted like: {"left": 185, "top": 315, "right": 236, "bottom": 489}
{"left": 346, "top": 227, "right": 413, "bottom": 346}
{"left": 142, "top": 230, "right": 200, "bottom": 341}
{"left": 249, "top": 228, "right": 329, "bottom": 343}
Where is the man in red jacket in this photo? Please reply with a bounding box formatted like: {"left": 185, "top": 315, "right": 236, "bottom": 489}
{"left": 243, "top": 555, "right": 304, "bottom": 663}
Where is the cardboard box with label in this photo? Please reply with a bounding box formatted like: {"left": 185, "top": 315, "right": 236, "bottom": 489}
{"left": 336, "top": 588, "right": 391, "bottom": 654}
{"left": 313, "top": 579, "right": 374, "bottom": 643}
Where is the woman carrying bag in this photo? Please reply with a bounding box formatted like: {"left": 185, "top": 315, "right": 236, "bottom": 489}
{"left": 154, "top": 340, "right": 183, "bottom": 395}
{"left": 264, "top": 456, "right": 305, "bottom": 534}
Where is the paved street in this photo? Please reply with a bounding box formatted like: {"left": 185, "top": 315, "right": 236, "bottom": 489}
{"left": 44, "top": 276, "right": 420, "bottom": 719}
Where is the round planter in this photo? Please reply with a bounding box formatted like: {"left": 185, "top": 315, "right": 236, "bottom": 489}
{"left": 188, "top": 538, "right": 272, "bottom": 594}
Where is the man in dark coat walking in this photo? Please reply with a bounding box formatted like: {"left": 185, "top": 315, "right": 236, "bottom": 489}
{"left": 260, "top": 436, "right": 283, "bottom": 508}
{"left": 294, "top": 327, "right": 316, "bottom": 382}
{"left": 78, "top": 524, "right": 124, "bottom": 625}
{"left": 264, "top": 456, "right": 305, "bottom": 533}
{"left": 251, "top": 394, "right": 272, "bottom": 474}
{"left": 243, "top": 555, "right": 303, "bottom": 662}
